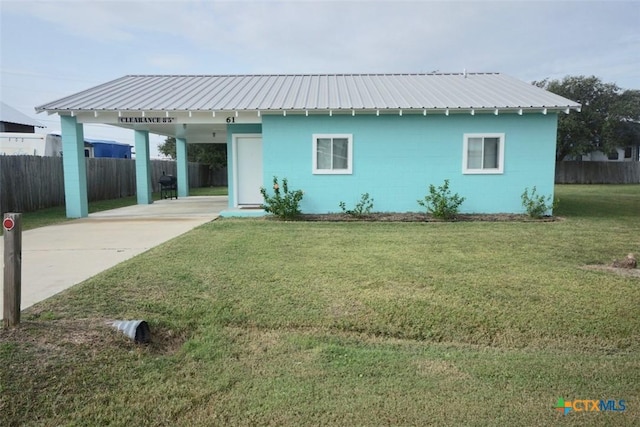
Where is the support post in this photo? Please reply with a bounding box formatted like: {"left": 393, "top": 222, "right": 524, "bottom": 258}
{"left": 134, "top": 130, "right": 153, "bottom": 204}
{"left": 176, "top": 137, "right": 189, "bottom": 198}
{"left": 61, "top": 115, "right": 88, "bottom": 218}
{"left": 3, "top": 213, "right": 22, "bottom": 327}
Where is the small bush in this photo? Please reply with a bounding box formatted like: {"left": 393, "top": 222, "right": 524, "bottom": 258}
{"left": 260, "top": 176, "right": 304, "bottom": 220}
{"left": 417, "top": 179, "right": 465, "bottom": 220}
{"left": 339, "top": 193, "right": 375, "bottom": 218}
{"left": 521, "top": 186, "right": 555, "bottom": 218}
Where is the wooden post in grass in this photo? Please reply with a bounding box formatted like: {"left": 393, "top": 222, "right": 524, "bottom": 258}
{"left": 3, "top": 213, "right": 22, "bottom": 327}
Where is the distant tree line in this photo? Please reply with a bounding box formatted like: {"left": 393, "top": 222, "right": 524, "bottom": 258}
{"left": 534, "top": 76, "right": 640, "bottom": 161}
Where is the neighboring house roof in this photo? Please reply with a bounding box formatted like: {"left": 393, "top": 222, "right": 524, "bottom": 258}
{"left": 35, "top": 73, "right": 581, "bottom": 114}
{"left": 1, "top": 101, "right": 45, "bottom": 127}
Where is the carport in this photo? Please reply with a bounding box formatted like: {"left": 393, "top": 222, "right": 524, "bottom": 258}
{"left": 36, "top": 75, "right": 259, "bottom": 218}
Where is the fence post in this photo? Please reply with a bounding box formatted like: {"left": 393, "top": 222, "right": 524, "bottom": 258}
{"left": 3, "top": 213, "right": 22, "bottom": 327}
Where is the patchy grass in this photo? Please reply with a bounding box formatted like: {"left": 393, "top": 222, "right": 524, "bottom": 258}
{"left": 1, "top": 185, "right": 639, "bottom": 425}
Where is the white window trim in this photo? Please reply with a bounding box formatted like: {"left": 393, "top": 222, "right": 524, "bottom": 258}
{"left": 462, "top": 133, "right": 505, "bottom": 174}
{"left": 312, "top": 133, "right": 353, "bottom": 174}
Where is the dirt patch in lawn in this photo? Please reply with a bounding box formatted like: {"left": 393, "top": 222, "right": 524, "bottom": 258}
{"left": 0, "top": 319, "right": 189, "bottom": 356}
{"left": 0, "top": 319, "right": 118, "bottom": 346}
{"left": 581, "top": 265, "right": 640, "bottom": 278}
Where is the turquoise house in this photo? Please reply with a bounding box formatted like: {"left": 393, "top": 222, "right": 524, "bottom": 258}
{"left": 36, "top": 73, "right": 580, "bottom": 217}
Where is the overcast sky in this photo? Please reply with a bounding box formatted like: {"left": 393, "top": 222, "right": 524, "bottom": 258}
{"left": 1, "top": 0, "right": 638, "bottom": 157}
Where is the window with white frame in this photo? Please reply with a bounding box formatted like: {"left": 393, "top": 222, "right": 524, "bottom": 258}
{"left": 462, "top": 133, "right": 505, "bottom": 174}
{"left": 313, "top": 134, "right": 353, "bottom": 174}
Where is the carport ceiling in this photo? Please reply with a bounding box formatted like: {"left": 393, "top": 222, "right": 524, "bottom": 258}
{"left": 113, "top": 121, "right": 228, "bottom": 144}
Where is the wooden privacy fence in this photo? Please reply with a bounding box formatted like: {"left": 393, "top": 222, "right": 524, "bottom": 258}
{"left": 555, "top": 161, "right": 640, "bottom": 184}
{"left": 0, "top": 156, "right": 65, "bottom": 215}
{"left": 148, "top": 161, "right": 227, "bottom": 192}
{"left": 0, "top": 156, "right": 224, "bottom": 214}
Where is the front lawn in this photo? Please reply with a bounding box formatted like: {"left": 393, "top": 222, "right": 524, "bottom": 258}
{"left": 1, "top": 184, "right": 639, "bottom": 425}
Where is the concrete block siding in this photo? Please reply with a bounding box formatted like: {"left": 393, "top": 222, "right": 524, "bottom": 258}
{"left": 260, "top": 113, "right": 558, "bottom": 214}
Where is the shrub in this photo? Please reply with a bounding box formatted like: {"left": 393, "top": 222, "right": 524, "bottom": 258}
{"left": 417, "top": 179, "right": 465, "bottom": 220}
{"left": 260, "top": 176, "right": 304, "bottom": 220}
{"left": 521, "top": 186, "right": 555, "bottom": 218}
{"left": 339, "top": 193, "right": 375, "bottom": 218}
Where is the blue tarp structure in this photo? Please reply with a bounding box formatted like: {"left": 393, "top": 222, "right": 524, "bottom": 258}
{"left": 84, "top": 138, "right": 132, "bottom": 158}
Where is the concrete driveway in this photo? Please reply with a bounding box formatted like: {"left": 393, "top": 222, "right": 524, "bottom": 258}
{"left": 1, "top": 196, "right": 226, "bottom": 311}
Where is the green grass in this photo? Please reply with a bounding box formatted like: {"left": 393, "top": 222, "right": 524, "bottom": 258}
{"left": 0, "top": 187, "right": 228, "bottom": 234}
{"left": 1, "top": 184, "right": 639, "bottom": 425}
{"left": 189, "top": 186, "right": 228, "bottom": 196}
{"left": 555, "top": 184, "right": 640, "bottom": 219}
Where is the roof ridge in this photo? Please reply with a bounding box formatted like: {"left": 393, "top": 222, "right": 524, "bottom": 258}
{"left": 123, "top": 72, "right": 502, "bottom": 78}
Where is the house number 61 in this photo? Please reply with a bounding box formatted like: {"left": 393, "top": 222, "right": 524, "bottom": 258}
{"left": 226, "top": 117, "right": 235, "bottom": 123}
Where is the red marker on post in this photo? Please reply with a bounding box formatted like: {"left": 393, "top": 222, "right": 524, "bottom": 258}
{"left": 3, "top": 217, "right": 15, "bottom": 232}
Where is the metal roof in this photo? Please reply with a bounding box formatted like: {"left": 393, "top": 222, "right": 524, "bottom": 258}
{"left": 1, "top": 101, "right": 45, "bottom": 127}
{"left": 35, "top": 73, "right": 580, "bottom": 113}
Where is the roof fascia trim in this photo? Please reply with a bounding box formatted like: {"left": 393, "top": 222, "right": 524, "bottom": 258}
{"left": 44, "top": 106, "right": 581, "bottom": 117}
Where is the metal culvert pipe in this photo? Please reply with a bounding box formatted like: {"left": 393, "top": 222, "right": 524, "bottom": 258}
{"left": 111, "top": 320, "right": 151, "bottom": 344}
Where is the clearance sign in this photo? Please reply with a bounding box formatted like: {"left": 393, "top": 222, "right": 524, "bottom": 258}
{"left": 118, "top": 117, "right": 176, "bottom": 124}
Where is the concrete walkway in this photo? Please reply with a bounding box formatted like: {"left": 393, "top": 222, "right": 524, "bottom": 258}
{"left": 1, "top": 196, "right": 226, "bottom": 311}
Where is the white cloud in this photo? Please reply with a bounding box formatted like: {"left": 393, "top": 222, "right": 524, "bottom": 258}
{"left": 146, "top": 53, "right": 194, "bottom": 71}
{"left": 1, "top": 0, "right": 638, "bottom": 152}
{"left": 4, "top": 1, "right": 136, "bottom": 42}
{"left": 5, "top": 1, "right": 639, "bottom": 82}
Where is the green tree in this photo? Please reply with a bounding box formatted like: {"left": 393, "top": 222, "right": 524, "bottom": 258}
{"left": 534, "top": 76, "right": 640, "bottom": 161}
{"left": 157, "top": 137, "right": 176, "bottom": 159}
{"left": 158, "top": 137, "right": 227, "bottom": 169}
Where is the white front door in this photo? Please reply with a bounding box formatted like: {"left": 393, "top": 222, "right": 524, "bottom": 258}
{"left": 235, "top": 135, "right": 263, "bottom": 205}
